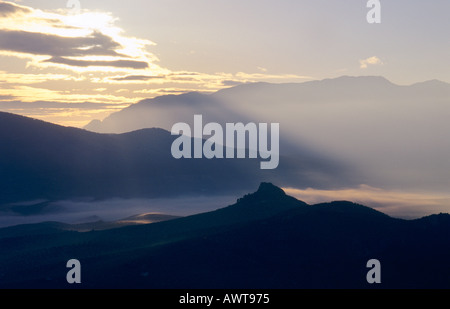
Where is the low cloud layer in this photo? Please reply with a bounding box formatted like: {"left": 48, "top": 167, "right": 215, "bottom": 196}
{"left": 0, "top": 195, "right": 238, "bottom": 229}
{"left": 1, "top": 186, "right": 448, "bottom": 229}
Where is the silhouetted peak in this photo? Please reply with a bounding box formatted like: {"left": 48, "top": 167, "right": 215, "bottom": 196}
{"left": 229, "top": 183, "right": 304, "bottom": 218}
{"left": 237, "top": 183, "right": 290, "bottom": 205}
{"left": 256, "top": 182, "right": 286, "bottom": 197}
{"left": 85, "top": 119, "right": 102, "bottom": 130}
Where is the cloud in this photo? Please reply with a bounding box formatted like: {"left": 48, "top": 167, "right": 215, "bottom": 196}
{"left": 169, "top": 72, "right": 201, "bottom": 77}
{"left": 0, "top": 1, "right": 31, "bottom": 18}
{"left": 157, "top": 89, "right": 196, "bottom": 94}
{"left": 106, "top": 72, "right": 205, "bottom": 83}
{"left": 0, "top": 100, "right": 114, "bottom": 110}
{"left": 0, "top": 84, "right": 139, "bottom": 105}
{"left": 134, "top": 88, "right": 206, "bottom": 96}
{"left": 45, "top": 56, "right": 149, "bottom": 69}
{"left": 0, "top": 29, "right": 122, "bottom": 57}
{"left": 0, "top": 2, "right": 154, "bottom": 72}
{"left": 257, "top": 66, "right": 268, "bottom": 73}
{"left": 0, "top": 94, "right": 14, "bottom": 100}
{"left": 235, "top": 72, "right": 314, "bottom": 82}
{"left": 360, "top": 56, "right": 383, "bottom": 69}
{"left": 0, "top": 71, "right": 82, "bottom": 84}
{"left": 0, "top": 28, "right": 151, "bottom": 69}
{"left": 110, "top": 75, "right": 164, "bottom": 81}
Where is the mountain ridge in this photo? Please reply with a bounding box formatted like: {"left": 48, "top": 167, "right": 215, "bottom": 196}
{"left": 0, "top": 111, "right": 260, "bottom": 204}
{"left": 84, "top": 75, "right": 450, "bottom": 134}
{"left": 0, "top": 111, "right": 349, "bottom": 205}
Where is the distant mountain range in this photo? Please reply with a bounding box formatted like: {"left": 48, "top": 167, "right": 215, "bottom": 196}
{"left": 0, "top": 183, "right": 448, "bottom": 289}
{"left": 0, "top": 112, "right": 346, "bottom": 208}
{"left": 84, "top": 76, "right": 450, "bottom": 134}
{"left": 84, "top": 76, "right": 450, "bottom": 192}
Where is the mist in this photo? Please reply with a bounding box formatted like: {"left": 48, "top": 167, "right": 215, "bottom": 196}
{"left": 213, "top": 77, "right": 450, "bottom": 193}
{"left": 0, "top": 195, "right": 239, "bottom": 229}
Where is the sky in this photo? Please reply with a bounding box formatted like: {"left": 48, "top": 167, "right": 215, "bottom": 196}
{"left": 0, "top": 0, "right": 449, "bottom": 127}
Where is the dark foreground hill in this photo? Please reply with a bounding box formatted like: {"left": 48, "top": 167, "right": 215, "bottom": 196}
{"left": 0, "top": 183, "right": 449, "bottom": 289}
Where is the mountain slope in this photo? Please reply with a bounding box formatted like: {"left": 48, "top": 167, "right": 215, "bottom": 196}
{"left": 85, "top": 92, "right": 227, "bottom": 134}
{"left": 0, "top": 112, "right": 257, "bottom": 205}
{"left": 0, "top": 112, "right": 350, "bottom": 206}
{"left": 0, "top": 183, "right": 448, "bottom": 289}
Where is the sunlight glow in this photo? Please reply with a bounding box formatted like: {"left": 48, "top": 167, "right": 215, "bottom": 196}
{"left": 0, "top": 1, "right": 319, "bottom": 126}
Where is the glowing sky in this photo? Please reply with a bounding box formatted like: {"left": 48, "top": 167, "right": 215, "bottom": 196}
{"left": 0, "top": 0, "right": 449, "bottom": 127}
